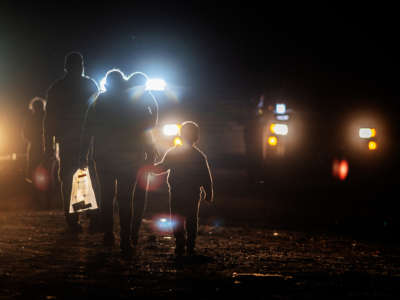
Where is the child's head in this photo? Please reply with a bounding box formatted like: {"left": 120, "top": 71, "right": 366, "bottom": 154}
{"left": 180, "top": 121, "right": 200, "bottom": 145}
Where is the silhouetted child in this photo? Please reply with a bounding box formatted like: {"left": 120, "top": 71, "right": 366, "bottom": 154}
{"left": 153, "top": 121, "right": 214, "bottom": 256}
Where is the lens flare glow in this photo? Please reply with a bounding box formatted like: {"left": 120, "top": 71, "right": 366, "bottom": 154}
{"left": 270, "top": 123, "right": 288, "bottom": 136}
{"left": 162, "top": 124, "right": 180, "bottom": 136}
{"left": 146, "top": 78, "right": 166, "bottom": 91}
{"left": 268, "top": 136, "right": 278, "bottom": 146}
{"left": 33, "top": 166, "right": 50, "bottom": 191}
{"left": 368, "top": 141, "right": 377, "bottom": 151}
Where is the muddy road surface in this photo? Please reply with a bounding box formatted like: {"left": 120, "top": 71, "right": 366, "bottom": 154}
{"left": 0, "top": 211, "right": 399, "bottom": 299}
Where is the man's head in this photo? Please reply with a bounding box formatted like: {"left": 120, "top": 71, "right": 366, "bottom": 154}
{"left": 105, "top": 69, "right": 126, "bottom": 92}
{"left": 64, "top": 52, "right": 84, "bottom": 76}
{"left": 180, "top": 121, "right": 200, "bottom": 145}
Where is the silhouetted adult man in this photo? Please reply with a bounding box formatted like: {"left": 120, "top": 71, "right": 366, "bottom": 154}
{"left": 81, "top": 70, "right": 155, "bottom": 255}
{"left": 126, "top": 73, "right": 159, "bottom": 246}
{"left": 44, "top": 52, "right": 99, "bottom": 232}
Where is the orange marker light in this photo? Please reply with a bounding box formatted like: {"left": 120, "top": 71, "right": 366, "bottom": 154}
{"left": 268, "top": 136, "right": 278, "bottom": 146}
{"left": 174, "top": 137, "right": 183, "bottom": 146}
{"left": 368, "top": 141, "right": 377, "bottom": 151}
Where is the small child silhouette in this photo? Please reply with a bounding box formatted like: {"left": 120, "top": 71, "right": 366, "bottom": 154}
{"left": 152, "top": 121, "right": 214, "bottom": 256}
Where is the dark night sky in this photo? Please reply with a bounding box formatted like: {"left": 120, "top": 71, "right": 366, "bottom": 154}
{"left": 1, "top": 2, "right": 399, "bottom": 112}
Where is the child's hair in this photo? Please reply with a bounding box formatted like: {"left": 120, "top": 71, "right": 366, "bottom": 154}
{"left": 180, "top": 121, "right": 200, "bottom": 145}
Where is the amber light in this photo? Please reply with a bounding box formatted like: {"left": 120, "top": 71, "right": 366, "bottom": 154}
{"left": 368, "top": 141, "right": 377, "bottom": 151}
{"left": 174, "top": 137, "right": 183, "bottom": 146}
{"left": 268, "top": 136, "right": 278, "bottom": 146}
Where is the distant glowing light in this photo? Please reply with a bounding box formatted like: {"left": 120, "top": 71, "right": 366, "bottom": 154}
{"left": 156, "top": 218, "right": 175, "bottom": 231}
{"left": 270, "top": 123, "right": 288, "bottom": 136}
{"left": 368, "top": 141, "right": 377, "bottom": 151}
{"left": 174, "top": 137, "right": 183, "bottom": 146}
{"left": 11, "top": 153, "right": 17, "bottom": 161}
{"left": 332, "top": 159, "right": 349, "bottom": 181}
{"left": 268, "top": 136, "right": 278, "bottom": 146}
{"left": 276, "top": 114, "right": 289, "bottom": 121}
{"left": 359, "top": 128, "right": 376, "bottom": 139}
{"left": 273, "top": 232, "right": 279, "bottom": 236}
{"left": 338, "top": 160, "right": 349, "bottom": 180}
{"left": 275, "top": 103, "right": 286, "bottom": 114}
{"left": 146, "top": 78, "right": 166, "bottom": 91}
{"left": 162, "top": 124, "right": 180, "bottom": 136}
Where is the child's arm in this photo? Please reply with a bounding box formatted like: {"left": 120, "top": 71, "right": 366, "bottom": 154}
{"left": 201, "top": 156, "right": 214, "bottom": 204}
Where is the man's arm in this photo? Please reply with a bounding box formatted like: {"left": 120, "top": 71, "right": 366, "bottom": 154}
{"left": 201, "top": 155, "right": 214, "bottom": 203}
{"left": 79, "top": 102, "right": 96, "bottom": 168}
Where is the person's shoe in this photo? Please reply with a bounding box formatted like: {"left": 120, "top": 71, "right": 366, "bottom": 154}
{"left": 103, "top": 232, "right": 115, "bottom": 247}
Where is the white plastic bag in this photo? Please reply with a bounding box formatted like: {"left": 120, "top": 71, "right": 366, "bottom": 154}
{"left": 69, "top": 167, "right": 98, "bottom": 213}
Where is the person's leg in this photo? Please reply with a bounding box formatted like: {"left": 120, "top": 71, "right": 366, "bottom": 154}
{"left": 186, "top": 200, "right": 200, "bottom": 255}
{"left": 117, "top": 172, "right": 136, "bottom": 251}
{"left": 97, "top": 166, "right": 116, "bottom": 244}
{"left": 131, "top": 171, "right": 149, "bottom": 246}
{"left": 170, "top": 193, "right": 186, "bottom": 256}
{"left": 88, "top": 158, "right": 101, "bottom": 232}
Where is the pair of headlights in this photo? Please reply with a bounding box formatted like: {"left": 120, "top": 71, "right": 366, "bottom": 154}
{"left": 267, "top": 123, "right": 289, "bottom": 147}
{"left": 162, "top": 124, "right": 182, "bottom": 146}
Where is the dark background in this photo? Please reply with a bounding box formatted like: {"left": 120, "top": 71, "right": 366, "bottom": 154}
{"left": 1, "top": 2, "right": 399, "bottom": 181}
{"left": 1, "top": 2, "right": 399, "bottom": 105}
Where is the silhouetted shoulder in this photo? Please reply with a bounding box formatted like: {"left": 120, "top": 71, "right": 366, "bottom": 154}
{"left": 46, "top": 77, "right": 64, "bottom": 98}
{"left": 82, "top": 75, "right": 99, "bottom": 93}
{"left": 193, "top": 146, "right": 208, "bottom": 161}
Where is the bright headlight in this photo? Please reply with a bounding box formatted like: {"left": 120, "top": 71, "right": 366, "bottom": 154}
{"left": 359, "top": 128, "right": 376, "bottom": 139}
{"left": 146, "top": 78, "right": 166, "bottom": 91}
{"left": 162, "top": 124, "right": 180, "bottom": 136}
{"left": 275, "top": 103, "right": 286, "bottom": 114}
{"left": 270, "top": 123, "right": 288, "bottom": 136}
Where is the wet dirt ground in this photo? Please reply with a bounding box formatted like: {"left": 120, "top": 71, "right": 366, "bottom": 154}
{"left": 0, "top": 210, "right": 399, "bottom": 299}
